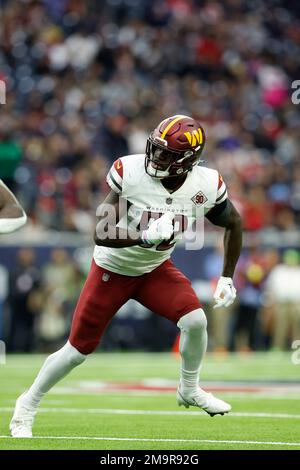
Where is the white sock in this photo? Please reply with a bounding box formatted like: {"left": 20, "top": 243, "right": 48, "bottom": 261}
{"left": 180, "top": 368, "right": 201, "bottom": 396}
{"left": 177, "top": 309, "right": 207, "bottom": 396}
{"left": 23, "top": 341, "right": 86, "bottom": 409}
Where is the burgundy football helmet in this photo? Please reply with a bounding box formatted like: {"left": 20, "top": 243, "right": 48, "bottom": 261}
{"left": 145, "top": 115, "right": 206, "bottom": 179}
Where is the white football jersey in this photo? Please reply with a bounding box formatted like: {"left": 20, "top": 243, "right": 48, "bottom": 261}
{"left": 93, "top": 154, "right": 227, "bottom": 276}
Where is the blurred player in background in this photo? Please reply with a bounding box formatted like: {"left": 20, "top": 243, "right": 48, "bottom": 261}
{"left": 10, "top": 115, "right": 242, "bottom": 437}
{"left": 0, "top": 180, "right": 27, "bottom": 234}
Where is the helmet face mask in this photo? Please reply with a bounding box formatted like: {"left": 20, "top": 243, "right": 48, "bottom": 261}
{"left": 145, "top": 115, "right": 205, "bottom": 179}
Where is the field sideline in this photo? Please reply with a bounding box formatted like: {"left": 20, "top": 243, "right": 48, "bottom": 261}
{"left": 0, "top": 352, "right": 299, "bottom": 450}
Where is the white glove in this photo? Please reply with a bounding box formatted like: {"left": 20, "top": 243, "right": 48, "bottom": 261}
{"left": 213, "top": 276, "right": 237, "bottom": 309}
{"left": 141, "top": 212, "right": 174, "bottom": 245}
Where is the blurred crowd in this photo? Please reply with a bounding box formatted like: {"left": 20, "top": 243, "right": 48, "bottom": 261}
{"left": 0, "top": 0, "right": 300, "bottom": 233}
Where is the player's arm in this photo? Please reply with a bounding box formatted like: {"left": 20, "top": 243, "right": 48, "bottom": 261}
{"left": 205, "top": 199, "right": 242, "bottom": 278}
{"left": 0, "top": 180, "right": 27, "bottom": 234}
{"left": 205, "top": 173, "right": 242, "bottom": 308}
{"left": 94, "top": 189, "right": 142, "bottom": 247}
{"left": 94, "top": 189, "right": 174, "bottom": 248}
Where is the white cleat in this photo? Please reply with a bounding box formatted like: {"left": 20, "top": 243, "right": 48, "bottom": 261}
{"left": 10, "top": 392, "right": 37, "bottom": 438}
{"left": 177, "top": 387, "right": 231, "bottom": 417}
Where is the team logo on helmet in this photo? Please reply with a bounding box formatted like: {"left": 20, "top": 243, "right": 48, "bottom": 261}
{"left": 184, "top": 128, "right": 203, "bottom": 147}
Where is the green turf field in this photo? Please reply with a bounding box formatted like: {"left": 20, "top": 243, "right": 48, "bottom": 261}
{"left": 0, "top": 352, "right": 299, "bottom": 450}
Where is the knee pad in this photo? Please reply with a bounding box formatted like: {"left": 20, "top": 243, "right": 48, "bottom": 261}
{"left": 177, "top": 308, "right": 207, "bottom": 333}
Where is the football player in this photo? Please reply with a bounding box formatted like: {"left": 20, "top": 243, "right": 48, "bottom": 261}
{"left": 0, "top": 180, "right": 27, "bottom": 233}
{"left": 10, "top": 115, "right": 242, "bottom": 437}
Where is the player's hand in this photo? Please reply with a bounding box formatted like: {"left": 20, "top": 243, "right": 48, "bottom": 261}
{"left": 213, "top": 276, "right": 236, "bottom": 309}
{"left": 141, "top": 212, "right": 174, "bottom": 245}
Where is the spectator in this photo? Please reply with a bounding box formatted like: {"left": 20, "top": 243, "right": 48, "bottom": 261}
{"left": 0, "top": 0, "right": 299, "bottom": 234}
{"left": 35, "top": 248, "right": 82, "bottom": 351}
{"left": 203, "top": 243, "right": 234, "bottom": 352}
{"left": 7, "top": 249, "right": 40, "bottom": 352}
{"left": 230, "top": 247, "right": 266, "bottom": 351}
{"left": 264, "top": 249, "right": 300, "bottom": 350}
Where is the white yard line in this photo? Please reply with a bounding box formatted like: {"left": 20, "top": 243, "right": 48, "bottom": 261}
{"left": 49, "top": 389, "right": 300, "bottom": 399}
{"left": 1, "top": 407, "right": 300, "bottom": 419}
{"left": 0, "top": 435, "right": 299, "bottom": 447}
{"left": 3, "top": 389, "right": 300, "bottom": 399}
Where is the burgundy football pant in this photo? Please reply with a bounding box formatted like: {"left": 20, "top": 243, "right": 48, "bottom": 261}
{"left": 69, "top": 259, "right": 201, "bottom": 354}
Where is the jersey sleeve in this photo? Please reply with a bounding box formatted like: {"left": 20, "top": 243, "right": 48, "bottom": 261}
{"left": 215, "top": 173, "right": 228, "bottom": 204}
{"left": 106, "top": 158, "right": 123, "bottom": 194}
